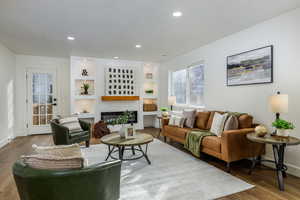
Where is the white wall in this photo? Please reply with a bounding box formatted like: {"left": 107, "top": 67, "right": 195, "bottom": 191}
{"left": 15, "top": 55, "right": 70, "bottom": 136}
{"left": 0, "top": 43, "right": 15, "bottom": 148}
{"left": 160, "top": 8, "right": 300, "bottom": 176}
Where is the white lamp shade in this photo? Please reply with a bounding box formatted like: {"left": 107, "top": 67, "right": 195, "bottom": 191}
{"left": 168, "top": 96, "right": 176, "bottom": 105}
{"left": 269, "top": 94, "right": 288, "bottom": 113}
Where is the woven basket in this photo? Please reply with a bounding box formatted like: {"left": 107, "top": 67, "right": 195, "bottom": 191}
{"left": 143, "top": 104, "right": 157, "bottom": 112}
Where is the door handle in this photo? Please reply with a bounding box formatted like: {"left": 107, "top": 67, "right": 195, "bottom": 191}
{"left": 52, "top": 103, "right": 57, "bottom": 106}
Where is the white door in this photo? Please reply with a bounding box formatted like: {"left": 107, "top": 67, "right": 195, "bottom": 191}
{"left": 26, "top": 69, "right": 57, "bottom": 134}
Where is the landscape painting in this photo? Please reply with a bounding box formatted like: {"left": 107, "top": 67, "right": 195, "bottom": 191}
{"left": 227, "top": 46, "right": 273, "bottom": 86}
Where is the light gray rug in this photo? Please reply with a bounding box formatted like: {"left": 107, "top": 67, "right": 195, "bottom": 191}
{"left": 82, "top": 139, "right": 253, "bottom": 200}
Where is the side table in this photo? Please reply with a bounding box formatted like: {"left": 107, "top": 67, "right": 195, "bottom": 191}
{"left": 247, "top": 133, "right": 300, "bottom": 191}
{"left": 156, "top": 116, "right": 169, "bottom": 141}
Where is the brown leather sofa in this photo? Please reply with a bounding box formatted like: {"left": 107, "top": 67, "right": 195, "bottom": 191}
{"left": 162, "top": 111, "right": 265, "bottom": 172}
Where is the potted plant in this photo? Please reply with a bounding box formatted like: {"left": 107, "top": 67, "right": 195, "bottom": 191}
{"left": 272, "top": 119, "right": 295, "bottom": 137}
{"left": 106, "top": 111, "right": 134, "bottom": 138}
{"left": 145, "top": 89, "right": 154, "bottom": 94}
{"left": 82, "top": 83, "right": 90, "bottom": 95}
{"left": 160, "top": 107, "right": 169, "bottom": 117}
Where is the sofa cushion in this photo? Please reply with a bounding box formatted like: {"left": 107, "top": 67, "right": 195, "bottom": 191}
{"left": 164, "top": 125, "right": 192, "bottom": 139}
{"left": 195, "top": 111, "right": 211, "bottom": 130}
{"left": 202, "top": 136, "right": 221, "bottom": 153}
{"left": 69, "top": 130, "right": 89, "bottom": 139}
{"left": 238, "top": 114, "right": 253, "bottom": 129}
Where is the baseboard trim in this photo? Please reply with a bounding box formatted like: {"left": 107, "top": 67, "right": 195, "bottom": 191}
{"left": 0, "top": 137, "right": 10, "bottom": 149}
{"left": 263, "top": 156, "right": 300, "bottom": 178}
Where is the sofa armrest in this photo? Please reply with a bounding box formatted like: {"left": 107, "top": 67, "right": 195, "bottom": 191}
{"left": 221, "top": 128, "right": 265, "bottom": 162}
{"left": 50, "top": 122, "right": 70, "bottom": 145}
{"left": 161, "top": 118, "right": 170, "bottom": 128}
{"left": 79, "top": 120, "right": 91, "bottom": 131}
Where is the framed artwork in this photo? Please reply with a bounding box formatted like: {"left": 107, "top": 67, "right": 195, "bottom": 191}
{"left": 105, "top": 66, "right": 136, "bottom": 96}
{"left": 125, "top": 126, "right": 136, "bottom": 139}
{"left": 227, "top": 45, "right": 273, "bottom": 86}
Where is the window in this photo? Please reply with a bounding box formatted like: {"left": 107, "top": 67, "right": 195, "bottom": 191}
{"left": 170, "top": 64, "right": 204, "bottom": 106}
{"left": 170, "top": 69, "right": 187, "bottom": 104}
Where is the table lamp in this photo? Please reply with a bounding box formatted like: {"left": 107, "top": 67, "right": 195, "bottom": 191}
{"left": 269, "top": 91, "right": 288, "bottom": 120}
{"left": 168, "top": 96, "right": 176, "bottom": 111}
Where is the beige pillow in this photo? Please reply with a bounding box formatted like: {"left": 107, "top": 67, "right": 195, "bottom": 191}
{"left": 22, "top": 144, "right": 84, "bottom": 170}
{"left": 224, "top": 115, "right": 239, "bottom": 131}
{"left": 168, "top": 115, "right": 186, "bottom": 128}
{"left": 210, "top": 113, "right": 228, "bottom": 136}
{"left": 22, "top": 154, "right": 84, "bottom": 170}
{"left": 59, "top": 117, "right": 82, "bottom": 131}
{"left": 32, "top": 144, "right": 82, "bottom": 157}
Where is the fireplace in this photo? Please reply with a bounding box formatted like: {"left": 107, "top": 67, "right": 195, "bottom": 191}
{"left": 101, "top": 111, "right": 138, "bottom": 124}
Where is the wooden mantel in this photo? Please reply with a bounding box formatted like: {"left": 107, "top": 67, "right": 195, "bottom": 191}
{"left": 101, "top": 96, "right": 140, "bottom": 101}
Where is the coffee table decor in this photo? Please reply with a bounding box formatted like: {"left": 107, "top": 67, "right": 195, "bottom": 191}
{"left": 247, "top": 132, "right": 300, "bottom": 191}
{"left": 100, "top": 133, "right": 153, "bottom": 164}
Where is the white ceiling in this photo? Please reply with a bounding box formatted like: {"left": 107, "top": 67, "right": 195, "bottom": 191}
{"left": 0, "top": 0, "right": 299, "bottom": 62}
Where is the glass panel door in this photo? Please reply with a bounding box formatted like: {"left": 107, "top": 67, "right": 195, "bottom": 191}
{"left": 27, "top": 69, "right": 57, "bottom": 134}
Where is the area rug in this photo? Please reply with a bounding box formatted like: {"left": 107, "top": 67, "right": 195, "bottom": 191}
{"left": 82, "top": 139, "right": 253, "bottom": 200}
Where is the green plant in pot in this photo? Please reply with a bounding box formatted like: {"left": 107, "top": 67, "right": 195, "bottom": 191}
{"left": 82, "top": 83, "right": 90, "bottom": 95}
{"left": 106, "top": 111, "right": 134, "bottom": 138}
{"left": 145, "top": 89, "right": 154, "bottom": 94}
{"left": 160, "top": 107, "right": 169, "bottom": 117}
{"left": 272, "top": 119, "right": 295, "bottom": 137}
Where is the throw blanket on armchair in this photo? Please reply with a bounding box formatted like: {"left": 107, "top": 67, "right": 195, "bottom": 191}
{"left": 184, "top": 131, "right": 215, "bottom": 157}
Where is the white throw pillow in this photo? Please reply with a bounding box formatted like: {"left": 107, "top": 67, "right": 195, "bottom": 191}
{"left": 210, "top": 113, "right": 228, "bottom": 136}
{"left": 59, "top": 117, "right": 82, "bottom": 131}
{"left": 168, "top": 115, "right": 186, "bottom": 128}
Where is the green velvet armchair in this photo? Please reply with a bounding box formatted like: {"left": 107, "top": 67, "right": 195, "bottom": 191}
{"left": 13, "top": 160, "right": 121, "bottom": 200}
{"left": 50, "top": 119, "right": 91, "bottom": 147}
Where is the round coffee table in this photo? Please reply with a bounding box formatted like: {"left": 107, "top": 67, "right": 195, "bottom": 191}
{"left": 100, "top": 133, "right": 154, "bottom": 164}
{"left": 247, "top": 133, "right": 300, "bottom": 191}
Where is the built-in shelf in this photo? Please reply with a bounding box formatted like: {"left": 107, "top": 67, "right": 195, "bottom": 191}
{"left": 75, "top": 76, "right": 96, "bottom": 81}
{"left": 143, "top": 111, "right": 159, "bottom": 116}
{"left": 75, "top": 95, "right": 97, "bottom": 100}
{"left": 101, "top": 96, "right": 140, "bottom": 101}
{"left": 143, "top": 94, "right": 157, "bottom": 99}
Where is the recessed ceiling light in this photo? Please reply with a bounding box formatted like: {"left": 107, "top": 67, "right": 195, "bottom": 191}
{"left": 135, "top": 44, "right": 142, "bottom": 48}
{"left": 114, "top": 56, "right": 119, "bottom": 59}
{"left": 172, "top": 11, "right": 182, "bottom": 17}
{"left": 67, "top": 36, "right": 75, "bottom": 41}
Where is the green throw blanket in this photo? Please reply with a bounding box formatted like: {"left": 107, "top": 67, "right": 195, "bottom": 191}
{"left": 184, "top": 130, "right": 215, "bottom": 157}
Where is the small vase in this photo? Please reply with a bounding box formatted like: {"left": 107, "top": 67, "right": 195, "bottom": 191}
{"left": 119, "top": 125, "right": 126, "bottom": 138}
{"left": 277, "top": 129, "right": 290, "bottom": 137}
{"left": 162, "top": 111, "right": 169, "bottom": 117}
{"left": 84, "top": 89, "right": 88, "bottom": 95}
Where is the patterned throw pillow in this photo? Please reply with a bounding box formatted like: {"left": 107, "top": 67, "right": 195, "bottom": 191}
{"left": 59, "top": 117, "right": 83, "bottom": 131}
{"left": 210, "top": 113, "right": 228, "bottom": 136}
{"left": 168, "top": 115, "right": 186, "bottom": 128}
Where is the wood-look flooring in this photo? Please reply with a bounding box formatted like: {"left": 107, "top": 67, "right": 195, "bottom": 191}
{"left": 1, "top": 128, "right": 300, "bottom": 200}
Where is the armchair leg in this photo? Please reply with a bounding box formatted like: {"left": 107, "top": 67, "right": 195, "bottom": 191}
{"left": 85, "top": 140, "right": 90, "bottom": 148}
{"left": 164, "top": 136, "right": 167, "bottom": 143}
{"left": 226, "top": 162, "right": 231, "bottom": 173}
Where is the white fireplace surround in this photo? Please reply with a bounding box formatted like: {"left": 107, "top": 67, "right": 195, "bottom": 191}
{"left": 71, "top": 56, "right": 160, "bottom": 130}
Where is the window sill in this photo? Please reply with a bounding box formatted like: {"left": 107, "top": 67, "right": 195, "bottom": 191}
{"left": 173, "top": 104, "right": 205, "bottom": 110}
